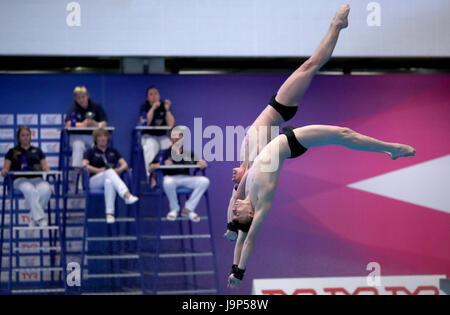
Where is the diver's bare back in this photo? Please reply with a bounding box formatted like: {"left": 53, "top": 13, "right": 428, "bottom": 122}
{"left": 242, "top": 106, "right": 284, "bottom": 170}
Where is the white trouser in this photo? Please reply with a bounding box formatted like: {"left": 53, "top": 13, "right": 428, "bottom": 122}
{"left": 141, "top": 135, "right": 172, "bottom": 176}
{"left": 70, "top": 134, "right": 94, "bottom": 167}
{"left": 163, "top": 175, "right": 210, "bottom": 212}
{"left": 89, "top": 169, "right": 129, "bottom": 215}
{"left": 13, "top": 177, "right": 52, "bottom": 222}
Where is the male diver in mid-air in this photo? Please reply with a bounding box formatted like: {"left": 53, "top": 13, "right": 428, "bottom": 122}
{"left": 224, "top": 4, "right": 416, "bottom": 289}
{"left": 225, "top": 4, "right": 352, "bottom": 236}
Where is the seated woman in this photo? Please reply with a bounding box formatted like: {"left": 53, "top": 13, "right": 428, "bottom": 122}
{"left": 82, "top": 128, "right": 138, "bottom": 224}
{"left": 139, "top": 86, "right": 175, "bottom": 177}
{"left": 1, "top": 126, "right": 52, "bottom": 227}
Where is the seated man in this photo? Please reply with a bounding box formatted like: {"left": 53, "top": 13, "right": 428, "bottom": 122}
{"left": 65, "top": 86, "right": 108, "bottom": 169}
{"left": 149, "top": 126, "right": 209, "bottom": 223}
{"left": 82, "top": 128, "right": 138, "bottom": 224}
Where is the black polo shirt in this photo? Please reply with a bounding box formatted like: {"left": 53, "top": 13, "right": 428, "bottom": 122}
{"left": 154, "top": 147, "right": 197, "bottom": 176}
{"left": 65, "top": 99, "right": 108, "bottom": 124}
{"left": 5, "top": 146, "right": 45, "bottom": 178}
{"left": 139, "top": 102, "right": 168, "bottom": 136}
{"left": 83, "top": 147, "right": 122, "bottom": 175}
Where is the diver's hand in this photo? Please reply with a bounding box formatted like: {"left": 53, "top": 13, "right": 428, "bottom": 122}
{"left": 227, "top": 274, "right": 242, "bottom": 289}
{"left": 224, "top": 229, "right": 238, "bottom": 242}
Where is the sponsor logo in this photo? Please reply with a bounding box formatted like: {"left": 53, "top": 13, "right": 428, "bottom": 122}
{"left": 252, "top": 275, "right": 446, "bottom": 295}
{"left": 20, "top": 272, "right": 40, "bottom": 282}
{"left": 0, "top": 114, "right": 14, "bottom": 125}
{"left": 30, "top": 128, "right": 39, "bottom": 140}
{"left": 17, "top": 114, "right": 38, "bottom": 126}
{"left": 0, "top": 142, "right": 14, "bottom": 154}
{"left": 40, "top": 114, "right": 62, "bottom": 125}
{"left": 0, "top": 129, "right": 14, "bottom": 140}
{"left": 46, "top": 156, "right": 59, "bottom": 168}
{"left": 41, "top": 142, "right": 60, "bottom": 153}
{"left": 40, "top": 128, "right": 61, "bottom": 140}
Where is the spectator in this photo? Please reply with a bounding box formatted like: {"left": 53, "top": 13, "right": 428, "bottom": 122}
{"left": 149, "top": 126, "right": 209, "bottom": 223}
{"left": 65, "top": 86, "right": 108, "bottom": 168}
{"left": 82, "top": 128, "right": 138, "bottom": 224}
{"left": 1, "top": 126, "right": 52, "bottom": 227}
{"left": 139, "top": 86, "right": 175, "bottom": 177}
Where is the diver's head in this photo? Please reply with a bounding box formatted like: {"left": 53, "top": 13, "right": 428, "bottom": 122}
{"left": 231, "top": 197, "right": 254, "bottom": 232}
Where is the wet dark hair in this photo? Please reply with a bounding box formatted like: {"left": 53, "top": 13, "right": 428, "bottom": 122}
{"left": 232, "top": 218, "right": 253, "bottom": 233}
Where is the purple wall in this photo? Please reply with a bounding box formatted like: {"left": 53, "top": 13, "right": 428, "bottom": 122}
{"left": 1, "top": 73, "right": 449, "bottom": 294}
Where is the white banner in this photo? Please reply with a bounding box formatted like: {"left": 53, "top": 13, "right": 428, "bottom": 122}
{"left": 41, "top": 142, "right": 60, "bottom": 153}
{"left": 40, "top": 114, "right": 63, "bottom": 125}
{"left": 1, "top": 0, "right": 449, "bottom": 57}
{"left": 0, "top": 114, "right": 14, "bottom": 125}
{"left": 46, "top": 156, "right": 59, "bottom": 168}
{"left": 0, "top": 129, "right": 14, "bottom": 140}
{"left": 30, "top": 128, "right": 39, "bottom": 140}
{"left": 40, "top": 128, "right": 61, "bottom": 140}
{"left": 252, "top": 275, "right": 447, "bottom": 295}
{"left": 0, "top": 142, "right": 14, "bottom": 154}
{"left": 17, "top": 114, "right": 38, "bottom": 126}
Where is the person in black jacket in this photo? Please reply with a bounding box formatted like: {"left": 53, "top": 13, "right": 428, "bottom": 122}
{"left": 82, "top": 128, "right": 138, "bottom": 224}
{"left": 1, "top": 126, "right": 52, "bottom": 227}
{"left": 65, "top": 86, "right": 108, "bottom": 168}
{"left": 139, "top": 86, "right": 175, "bottom": 177}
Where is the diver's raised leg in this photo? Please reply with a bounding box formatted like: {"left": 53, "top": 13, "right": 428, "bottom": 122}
{"left": 276, "top": 4, "right": 350, "bottom": 107}
{"left": 294, "top": 124, "right": 416, "bottom": 160}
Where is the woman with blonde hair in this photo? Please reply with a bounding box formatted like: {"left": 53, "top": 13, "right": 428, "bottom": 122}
{"left": 82, "top": 128, "right": 138, "bottom": 224}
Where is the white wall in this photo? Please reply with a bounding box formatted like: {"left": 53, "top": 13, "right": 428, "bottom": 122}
{"left": 1, "top": 0, "right": 449, "bottom": 57}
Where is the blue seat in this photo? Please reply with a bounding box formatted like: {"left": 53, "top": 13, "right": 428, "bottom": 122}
{"left": 0, "top": 173, "right": 65, "bottom": 294}
{"left": 78, "top": 168, "right": 145, "bottom": 294}
{"left": 176, "top": 187, "right": 195, "bottom": 195}
{"left": 150, "top": 167, "right": 219, "bottom": 294}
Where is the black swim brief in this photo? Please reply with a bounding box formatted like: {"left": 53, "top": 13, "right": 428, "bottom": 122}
{"left": 281, "top": 126, "right": 308, "bottom": 159}
{"left": 269, "top": 94, "right": 298, "bottom": 122}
